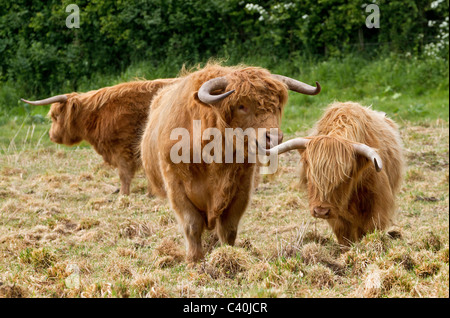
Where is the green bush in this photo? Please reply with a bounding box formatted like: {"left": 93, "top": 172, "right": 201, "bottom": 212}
{"left": 0, "top": 0, "right": 448, "bottom": 113}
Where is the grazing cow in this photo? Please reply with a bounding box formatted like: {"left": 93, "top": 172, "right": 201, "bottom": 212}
{"left": 140, "top": 63, "right": 321, "bottom": 262}
{"left": 21, "top": 79, "right": 177, "bottom": 195}
{"left": 266, "top": 102, "right": 404, "bottom": 245}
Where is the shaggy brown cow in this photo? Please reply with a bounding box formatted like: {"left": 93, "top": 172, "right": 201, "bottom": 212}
{"left": 140, "top": 62, "right": 321, "bottom": 262}
{"left": 21, "top": 79, "right": 177, "bottom": 195}
{"left": 266, "top": 102, "right": 404, "bottom": 245}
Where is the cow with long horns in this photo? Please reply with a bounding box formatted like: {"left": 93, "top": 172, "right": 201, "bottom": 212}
{"left": 266, "top": 102, "right": 404, "bottom": 245}
{"left": 21, "top": 79, "right": 178, "bottom": 195}
{"left": 140, "top": 62, "right": 321, "bottom": 262}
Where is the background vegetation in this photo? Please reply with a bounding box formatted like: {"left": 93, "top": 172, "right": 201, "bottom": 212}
{"left": 0, "top": 0, "right": 448, "bottom": 122}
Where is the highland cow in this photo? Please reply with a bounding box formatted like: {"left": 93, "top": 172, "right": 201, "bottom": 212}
{"left": 266, "top": 102, "right": 404, "bottom": 245}
{"left": 21, "top": 79, "right": 178, "bottom": 195}
{"left": 140, "top": 63, "right": 321, "bottom": 262}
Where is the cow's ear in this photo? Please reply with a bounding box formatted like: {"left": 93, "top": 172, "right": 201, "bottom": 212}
{"left": 193, "top": 92, "right": 201, "bottom": 102}
{"left": 194, "top": 92, "right": 212, "bottom": 107}
{"left": 64, "top": 99, "right": 79, "bottom": 121}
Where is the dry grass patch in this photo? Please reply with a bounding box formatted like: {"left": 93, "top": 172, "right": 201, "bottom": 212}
{"left": 76, "top": 218, "right": 100, "bottom": 231}
{"left": 386, "top": 246, "right": 416, "bottom": 271}
{"left": 203, "top": 245, "right": 253, "bottom": 279}
{"left": 381, "top": 265, "right": 414, "bottom": 296}
{"left": 414, "top": 250, "right": 442, "bottom": 278}
{"left": 131, "top": 270, "right": 169, "bottom": 298}
{"left": 301, "top": 242, "right": 345, "bottom": 275}
{"left": 0, "top": 284, "right": 28, "bottom": 298}
{"left": 358, "top": 264, "right": 414, "bottom": 298}
{"left": 18, "top": 247, "right": 56, "bottom": 270}
{"left": 117, "top": 247, "right": 138, "bottom": 258}
{"left": 153, "top": 238, "right": 185, "bottom": 268}
{"left": 420, "top": 231, "right": 442, "bottom": 252}
{"left": 107, "top": 260, "right": 133, "bottom": 279}
{"left": 118, "top": 220, "right": 154, "bottom": 239}
{"left": 306, "top": 264, "right": 336, "bottom": 288}
{"left": 1, "top": 166, "right": 26, "bottom": 177}
{"left": 437, "top": 246, "right": 449, "bottom": 263}
{"left": 361, "top": 265, "right": 383, "bottom": 298}
{"left": 0, "top": 120, "right": 447, "bottom": 297}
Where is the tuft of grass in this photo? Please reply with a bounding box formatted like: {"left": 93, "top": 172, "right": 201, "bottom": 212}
{"left": 420, "top": 231, "right": 442, "bottom": 252}
{"left": 362, "top": 265, "right": 383, "bottom": 298}
{"left": 301, "top": 243, "right": 345, "bottom": 275}
{"left": 118, "top": 220, "right": 153, "bottom": 239}
{"left": 381, "top": 266, "right": 415, "bottom": 296}
{"left": 153, "top": 239, "right": 185, "bottom": 268}
{"left": 76, "top": 218, "right": 100, "bottom": 231}
{"left": 306, "top": 264, "right": 336, "bottom": 289}
{"left": 18, "top": 247, "right": 56, "bottom": 270}
{"left": 438, "top": 247, "right": 449, "bottom": 263}
{"left": 414, "top": 250, "right": 442, "bottom": 278}
{"left": 203, "top": 246, "right": 253, "bottom": 279}
{"left": 0, "top": 284, "right": 28, "bottom": 298}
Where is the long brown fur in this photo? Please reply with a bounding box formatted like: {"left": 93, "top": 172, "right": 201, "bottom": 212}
{"left": 45, "top": 78, "right": 178, "bottom": 194}
{"left": 298, "top": 102, "right": 404, "bottom": 245}
{"left": 141, "top": 62, "right": 290, "bottom": 262}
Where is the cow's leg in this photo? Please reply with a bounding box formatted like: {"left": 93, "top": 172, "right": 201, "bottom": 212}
{"left": 165, "top": 178, "right": 205, "bottom": 262}
{"left": 118, "top": 162, "right": 136, "bottom": 195}
{"left": 182, "top": 211, "right": 205, "bottom": 262}
{"left": 146, "top": 175, "right": 166, "bottom": 198}
{"left": 216, "top": 169, "right": 254, "bottom": 246}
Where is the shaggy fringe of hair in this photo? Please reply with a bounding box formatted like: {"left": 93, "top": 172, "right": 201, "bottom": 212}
{"left": 314, "top": 101, "right": 378, "bottom": 145}
{"left": 305, "top": 136, "right": 355, "bottom": 202}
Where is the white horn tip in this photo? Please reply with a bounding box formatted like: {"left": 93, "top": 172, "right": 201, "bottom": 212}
{"left": 374, "top": 158, "right": 382, "bottom": 172}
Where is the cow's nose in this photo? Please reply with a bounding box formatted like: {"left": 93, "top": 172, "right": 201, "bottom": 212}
{"left": 313, "top": 207, "right": 330, "bottom": 218}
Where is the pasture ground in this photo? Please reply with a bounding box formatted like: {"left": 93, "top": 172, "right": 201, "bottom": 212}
{"left": 0, "top": 116, "right": 448, "bottom": 298}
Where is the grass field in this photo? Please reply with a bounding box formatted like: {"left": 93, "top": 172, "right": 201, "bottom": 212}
{"left": 0, "top": 55, "right": 448, "bottom": 298}
{"left": 0, "top": 115, "right": 448, "bottom": 298}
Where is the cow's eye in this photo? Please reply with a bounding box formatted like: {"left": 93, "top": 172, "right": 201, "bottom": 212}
{"left": 238, "top": 105, "right": 247, "bottom": 112}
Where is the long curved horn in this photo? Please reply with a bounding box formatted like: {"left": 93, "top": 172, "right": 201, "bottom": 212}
{"left": 21, "top": 95, "right": 68, "bottom": 106}
{"left": 264, "top": 137, "right": 310, "bottom": 155}
{"left": 271, "top": 74, "right": 321, "bottom": 95}
{"left": 197, "top": 77, "right": 235, "bottom": 104}
{"left": 353, "top": 143, "right": 382, "bottom": 172}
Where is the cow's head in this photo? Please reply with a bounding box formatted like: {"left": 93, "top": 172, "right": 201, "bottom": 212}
{"left": 21, "top": 94, "right": 83, "bottom": 146}
{"left": 196, "top": 67, "right": 321, "bottom": 151}
{"left": 265, "top": 136, "right": 382, "bottom": 219}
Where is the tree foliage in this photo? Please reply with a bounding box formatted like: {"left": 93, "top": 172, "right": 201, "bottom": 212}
{"left": 0, "top": 0, "right": 448, "bottom": 99}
